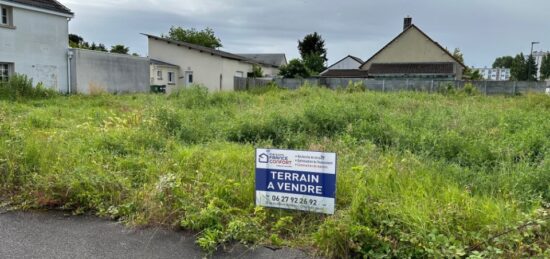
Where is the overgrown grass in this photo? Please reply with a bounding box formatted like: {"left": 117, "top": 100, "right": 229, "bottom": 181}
{"left": 0, "top": 85, "right": 549, "bottom": 257}
{"left": 0, "top": 74, "right": 58, "bottom": 101}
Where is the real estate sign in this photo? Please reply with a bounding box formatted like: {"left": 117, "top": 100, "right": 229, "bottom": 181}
{"left": 255, "top": 148, "right": 337, "bottom": 214}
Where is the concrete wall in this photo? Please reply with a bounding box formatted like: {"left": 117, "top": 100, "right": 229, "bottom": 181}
{"left": 0, "top": 2, "right": 71, "bottom": 92}
{"left": 70, "top": 49, "right": 150, "bottom": 94}
{"left": 149, "top": 38, "right": 262, "bottom": 92}
{"left": 150, "top": 64, "right": 180, "bottom": 94}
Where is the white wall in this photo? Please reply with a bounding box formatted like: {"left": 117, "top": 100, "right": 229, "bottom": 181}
{"left": 149, "top": 38, "right": 259, "bottom": 92}
{"left": 70, "top": 49, "right": 150, "bottom": 94}
{"left": 0, "top": 4, "right": 70, "bottom": 92}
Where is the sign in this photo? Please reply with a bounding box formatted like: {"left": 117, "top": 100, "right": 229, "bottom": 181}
{"left": 255, "top": 148, "right": 337, "bottom": 214}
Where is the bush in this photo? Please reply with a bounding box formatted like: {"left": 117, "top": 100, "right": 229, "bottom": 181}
{"left": 460, "top": 83, "right": 479, "bottom": 96}
{"left": 0, "top": 74, "right": 58, "bottom": 100}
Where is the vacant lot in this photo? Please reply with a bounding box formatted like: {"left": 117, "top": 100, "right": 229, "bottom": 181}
{"left": 0, "top": 86, "right": 549, "bottom": 258}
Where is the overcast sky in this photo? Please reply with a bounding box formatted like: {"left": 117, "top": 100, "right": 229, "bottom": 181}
{"left": 64, "top": 0, "right": 549, "bottom": 67}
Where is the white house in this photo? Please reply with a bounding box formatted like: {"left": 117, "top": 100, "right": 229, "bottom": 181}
{"left": 474, "top": 67, "right": 511, "bottom": 81}
{"left": 319, "top": 55, "right": 369, "bottom": 78}
{"left": 145, "top": 34, "right": 283, "bottom": 92}
{"left": 0, "top": 0, "right": 73, "bottom": 92}
{"left": 150, "top": 59, "right": 180, "bottom": 93}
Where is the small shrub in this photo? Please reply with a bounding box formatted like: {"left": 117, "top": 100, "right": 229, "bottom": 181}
{"left": 437, "top": 82, "right": 457, "bottom": 95}
{"left": 461, "top": 83, "right": 479, "bottom": 96}
{"left": 0, "top": 74, "right": 58, "bottom": 100}
{"left": 346, "top": 80, "right": 366, "bottom": 93}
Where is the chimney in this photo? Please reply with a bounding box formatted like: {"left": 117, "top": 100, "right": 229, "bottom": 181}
{"left": 403, "top": 16, "right": 412, "bottom": 31}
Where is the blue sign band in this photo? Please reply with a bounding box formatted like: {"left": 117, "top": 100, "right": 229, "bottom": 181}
{"left": 255, "top": 169, "right": 336, "bottom": 198}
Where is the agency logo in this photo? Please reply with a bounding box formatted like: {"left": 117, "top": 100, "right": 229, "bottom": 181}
{"left": 258, "top": 153, "right": 269, "bottom": 163}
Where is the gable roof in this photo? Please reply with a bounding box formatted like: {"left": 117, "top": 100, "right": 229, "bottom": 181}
{"left": 236, "top": 54, "right": 287, "bottom": 68}
{"left": 368, "top": 62, "right": 455, "bottom": 75}
{"left": 325, "top": 55, "right": 364, "bottom": 70}
{"left": 143, "top": 34, "right": 278, "bottom": 68}
{"left": 361, "top": 25, "right": 466, "bottom": 69}
{"left": 320, "top": 55, "right": 364, "bottom": 75}
{"left": 348, "top": 55, "right": 364, "bottom": 64}
{"left": 3, "top": 0, "right": 73, "bottom": 15}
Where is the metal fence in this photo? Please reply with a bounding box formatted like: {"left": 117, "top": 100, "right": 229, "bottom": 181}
{"left": 236, "top": 77, "right": 550, "bottom": 95}
{"left": 234, "top": 77, "right": 272, "bottom": 91}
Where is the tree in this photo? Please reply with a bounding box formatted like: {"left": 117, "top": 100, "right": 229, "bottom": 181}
{"left": 248, "top": 65, "right": 263, "bottom": 78}
{"left": 110, "top": 45, "right": 129, "bottom": 54}
{"left": 511, "top": 53, "right": 527, "bottom": 81}
{"left": 163, "top": 26, "right": 222, "bottom": 49}
{"left": 526, "top": 54, "right": 538, "bottom": 81}
{"left": 492, "top": 56, "right": 514, "bottom": 69}
{"left": 303, "top": 53, "right": 326, "bottom": 75}
{"left": 68, "top": 34, "right": 108, "bottom": 52}
{"left": 540, "top": 54, "right": 550, "bottom": 80}
{"left": 278, "top": 59, "right": 311, "bottom": 78}
{"left": 94, "top": 44, "right": 108, "bottom": 52}
{"left": 298, "top": 32, "right": 327, "bottom": 63}
{"left": 452, "top": 48, "right": 480, "bottom": 80}
{"left": 452, "top": 48, "right": 464, "bottom": 64}
{"left": 69, "top": 34, "right": 84, "bottom": 47}
{"left": 298, "top": 33, "right": 328, "bottom": 74}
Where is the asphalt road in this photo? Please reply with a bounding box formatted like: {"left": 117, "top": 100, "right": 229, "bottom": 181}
{"left": 0, "top": 209, "right": 310, "bottom": 259}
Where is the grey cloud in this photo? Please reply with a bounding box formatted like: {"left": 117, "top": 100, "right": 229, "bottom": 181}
{"left": 65, "top": 0, "right": 550, "bottom": 67}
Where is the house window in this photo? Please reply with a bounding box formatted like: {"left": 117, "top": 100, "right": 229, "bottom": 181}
{"left": 157, "top": 70, "right": 162, "bottom": 80}
{"left": 168, "top": 72, "right": 174, "bottom": 83}
{"left": 0, "top": 63, "right": 10, "bottom": 81}
{"left": 1, "top": 6, "right": 12, "bottom": 26}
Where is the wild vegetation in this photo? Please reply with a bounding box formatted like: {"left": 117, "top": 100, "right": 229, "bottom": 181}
{"left": 0, "top": 83, "right": 549, "bottom": 258}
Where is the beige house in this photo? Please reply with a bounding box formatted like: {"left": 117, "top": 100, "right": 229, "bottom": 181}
{"left": 144, "top": 34, "right": 283, "bottom": 92}
{"left": 360, "top": 17, "right": 466, "bottom": 80}
{"left": 150, "top": 59, "right": 179, "bottom": 93}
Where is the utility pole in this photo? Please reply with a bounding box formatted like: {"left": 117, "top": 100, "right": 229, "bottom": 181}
{"left": 528, "top": 41, "right": 540, "bottom": 81}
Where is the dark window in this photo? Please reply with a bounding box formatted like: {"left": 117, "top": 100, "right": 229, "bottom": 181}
{"left": 0, "top": 64, "right": 9, "bottom": 81}
{"left": 1, "top": 7, "right": 8, "bottom": 25}
{"left": 168, "top": 72, "right": 174, "bottom": 83}
{"left": 188, "top": 74, "right": 193, "bottom": 83}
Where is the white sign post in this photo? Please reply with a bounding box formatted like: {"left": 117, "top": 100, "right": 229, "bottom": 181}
{"left": 255, "top": 148, "right": 337, "bottom": 214}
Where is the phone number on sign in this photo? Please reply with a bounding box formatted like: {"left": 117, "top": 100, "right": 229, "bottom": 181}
{"left": 266, "top": 194, "right": 318, "bottom": 206}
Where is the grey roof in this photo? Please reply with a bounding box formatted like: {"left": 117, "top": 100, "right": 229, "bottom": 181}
{"left": 4, "top": 0, "right": 73, "bottom": 15}
{"left": 348, "top": 55, "right": 364, "bottom": 64}
{"left": 150, "top": 59, "right": 179, "bottom": 67}
{"left": 143, "top": 34, "right": 278, "bottom": 68}
{"left": 235, "top": 54, "right": 287, "bottom": 68}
